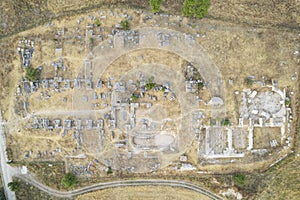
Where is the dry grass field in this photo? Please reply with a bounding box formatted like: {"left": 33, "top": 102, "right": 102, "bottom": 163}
{"left": 0, "top": 0, "right": 299, "bottom": 38}
{"left": 255, "top": 155, "right": 300, "bottom": 200}
{"left": 76, "top": 186, "right": 212, "bottom": 200}
{"left": 0, "top": 1, "right": 299, "bottom": 200}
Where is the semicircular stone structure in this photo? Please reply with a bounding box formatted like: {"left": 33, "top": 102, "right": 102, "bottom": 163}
{"left": 91, "top": 27, "right": 225, "bottom": 99}
{"left": 72, "top": 27, "right": 226, "bottom": 172}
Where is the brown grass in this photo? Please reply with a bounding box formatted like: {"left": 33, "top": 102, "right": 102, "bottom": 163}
{"left": 76, "top": 185, "right": 212, "bottom": 200}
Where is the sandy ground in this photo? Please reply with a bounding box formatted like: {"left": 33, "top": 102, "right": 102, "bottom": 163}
{"left": 0, "top": 4, "right": 298, "bottom": 199}
{"left": 2, "top": 6, "right": 297, "bottom": 173}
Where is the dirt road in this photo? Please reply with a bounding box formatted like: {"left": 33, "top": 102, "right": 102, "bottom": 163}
{"left": 17, "top": 174, "right": 223, "bottom": 200}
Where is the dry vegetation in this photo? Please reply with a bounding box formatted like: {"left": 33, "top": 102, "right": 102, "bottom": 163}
{"left": 208, "top": 0, "right": 300, "bottom": 29}
{"left": 256, "top": 155, "right": 300, "bottom": 200}
{"left": 14, "top": 178, "right": 66, "bottom": 200}
{"left": 0, "top": 0, "right": 299, "bottom": 38}
{"left": 0, "top": 1, "right": 299, "bottom": 200}
{"left": 13, "top": 162, "right": 66, "bottom": 190}
{"left": 76, "top": 185, "right": 212, "bottom": 200}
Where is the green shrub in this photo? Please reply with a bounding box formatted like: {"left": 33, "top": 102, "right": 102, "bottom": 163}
{"left": 61, "top": 173, "right": 77, "bottom": 189}
{"left": 245, "top": 77, "right": 254, "bottom": 86}
{"left": 145, "top": 76, "right": 156, "bottom": 90}
{"left": 177, "top": 163, "right": 182, "bottom": 169}
{"left": 136, "top": 80, "right": 140, "bottom": 87}
{"left": 8, "top": 181, "right": 20, "bottom": 192}
{"left": 89, "top": 37, "right": 94, "bottom": 44}
{"left": 131, "top": 94, "right": 140, "bottom": 102}
{"left": 94, "top": 19, "right": 101, "bottom": 26}
{"left": 198, "top": 81, "right": 204, "bottom": 89}
{"left": 182, "top": 0, "right": 210, "bottom": 19}
{"left": 120, "top": 20, "right": 129, "bottom": 30}
{"left": 107, "top": 167, "right": 113, "bottom": 175}
{"left": 234, "top": 174, "right": 246, "bottom": 186}
{"left": 182, "top": 0, "right": 196, "bottom": 17}
{"left": 221, "top": 118, "right": 231, "bottom": 126}
{"left": 150, "top": 0, "right": 163, "bottom": 13}
{"left": 0, "top": 187, "right": 5, "bottom": 200}
{"left": 25, "top": 67, "right": 40, "bottom": 82}
{"left": 285, "top": 99, "right": 291, "bottom": 107}
{"left": 195, "top": 0, "right": 210, "bottom": 18}
{"left": 145, "top": 82, "right": 156, "bottom": 91}
{"left": 6, "top": 147, "right": 13, "bottom": 161}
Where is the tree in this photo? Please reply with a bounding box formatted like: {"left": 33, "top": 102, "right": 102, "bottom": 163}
{"left": 182, "top": 0, "right": 210, "bottom": 19}
{"left": 120, "top": 20, "right": 129, "bottom": 31}
{"left": 8, "top": 181, "right": 20, "bottom": 192}
{"left": 150, "top": 0, "right": 163, "bottom": 13}
{"left": 25, "top": 67, "right": 40, "bottom": 82}
{"left": 61, "top": 173, "right": 77, "bottom": 189}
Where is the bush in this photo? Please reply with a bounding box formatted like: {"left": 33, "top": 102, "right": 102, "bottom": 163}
{"left": 145, "top": 82, "right": 156, "bottom": 91}
{"left": 285, "top": 99, "right": 291, "bottom": 107}
{"left": 150, "top": 0, "right": 163, "bottom": 13}
{"left": 182, "top": 0, "right": 210, "bottom": 19}
{"left": 198, "top": 81, "right": 204, "bottom": 89}
{"left": 145, "top": 76, "right": 156, "bottom": 90}
{"left": 0, "top": 187, "right": 5, "bottom": 200}
{"left": 89, "top": 37, "right": 94, "bottom": 44}
{"left": 94, "top": 19, "right": 101, "bottom": 26}
{"left": 120, "top": 20, "right": 129, "bottom": 30}
{"left": 177, "top": 163, "right": 182, "bottom": 169}
{"left": 182, "top": 0, "right": 195, "bottom": 17}
{"left": 131, "top": 94, "right": 140, "bottom": 102}
{"left": 61, "top": 173, "right": 77, "bottom": 189}
{"left": 107, "top": 167, "right": 113, "bottom": 175}
{"left": 6, "top": 147, "right": 13, "bottom": 161}
{"left": 136, "top": 80, "right": 140, "bottom": 87}
{"left": 245, "top": 77, "right": 254, "bottom": 86}
{"left": 221, "top": 118, "right": 231, "bottom": 126}
{"left": 195, "top": 0, "right": 210, "bottom": 18}
{"left": 234, "top": 174, "right": 246, "bottom": 186}
{"left": 8, "top": 181, "right": 20, "bottom": 192}
{"left": 25, "top": 67, "right": 40, "bottom": 82}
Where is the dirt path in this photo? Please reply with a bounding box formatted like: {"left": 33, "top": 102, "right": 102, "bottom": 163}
{"left": 16, "top": 174, "right": 223, "bottom": 200}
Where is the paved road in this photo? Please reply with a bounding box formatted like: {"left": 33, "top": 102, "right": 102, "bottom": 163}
{"left": 17, "top": 174, "right": 223, "bottom": 200}
{"left": 0, "top": 111, "right": 16, "bottom": 200}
